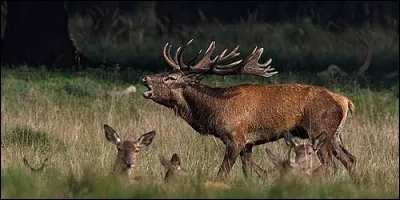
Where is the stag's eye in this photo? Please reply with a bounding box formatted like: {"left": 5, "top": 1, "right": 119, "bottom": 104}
{"left": 163, "top": 76, "right": 175, "bottom": 82}
{"left": 117, "top": 147, "right": 122, "bottom": 152}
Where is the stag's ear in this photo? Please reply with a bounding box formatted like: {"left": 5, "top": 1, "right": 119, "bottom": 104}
{"left": 159, "top": 154, "right": 172, "bottom": 169}
{"left": 313, "top": 132, "right": 327, "bottom": 152}
{"left": 284, "top": 132, "right": 298, "bottom": 147}
{"left": 137, "top": 131, "right": 156, "bottom": 148}
{"left": 104, "top": 124, "right": 121, "bottom": 145}
{"left": 170, "top": 153, "right": 181, "bottom": 167}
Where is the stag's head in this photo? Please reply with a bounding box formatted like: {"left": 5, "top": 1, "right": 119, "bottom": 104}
{"left": 103, "top": 124, "right": 156, "bottom": 174}
{"left": 141, "top": 39, "right": 278, "bottom": 106}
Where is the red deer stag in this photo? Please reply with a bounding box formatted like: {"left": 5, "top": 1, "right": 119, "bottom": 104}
{"left": 140, "top": 39, "right": 356, "bottom": 181}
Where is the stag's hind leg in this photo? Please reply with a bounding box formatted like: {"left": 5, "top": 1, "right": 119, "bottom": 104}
{"left": 314, "top": 139, "right": 337, "bottom": 176}
{"left": 239, "top": 144, "right": 254, "bottom": 178}
{"left": 303, "top": 115, "right": 340, "bottom": 176}
{"left": 332, "top": 137, "right": 357, "bottom": 175}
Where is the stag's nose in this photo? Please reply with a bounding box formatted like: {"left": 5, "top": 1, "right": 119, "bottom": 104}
{"left": 140, "top": 76, "right": 148, "bottom": 84}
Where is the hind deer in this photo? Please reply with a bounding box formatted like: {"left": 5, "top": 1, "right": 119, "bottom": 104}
{"left": 103, "top": 124, "right": 156, "bottom": 184}
{"left": 160, "top": 153, "right": 231, "bottom": 190}
{"left": 262, "top": 132, "right": 327, "bottom": 184}
{"left": 141, "top": 39, "right": 356, "bottom": 181}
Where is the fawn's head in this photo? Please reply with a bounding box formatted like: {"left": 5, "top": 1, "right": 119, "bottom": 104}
{"left": 160, "top": 153, "right": 188, "bottom": 182}
{"left": 266, "top": 132, "right": 327, "bottom": 174}
{"left": 104, "top": 124, "right": 156, "bottom": 174}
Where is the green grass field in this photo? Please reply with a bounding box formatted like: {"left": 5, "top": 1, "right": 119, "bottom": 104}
{"left": 1, "top": 67, "right": 398, "bottom": 198}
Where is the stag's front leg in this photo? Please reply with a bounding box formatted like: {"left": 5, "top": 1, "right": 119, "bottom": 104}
{"left": 240, "top": 144, "right": 254, "bottom": 178}
{"left": 217, "top": 140, "right": 243, "bottom": 181}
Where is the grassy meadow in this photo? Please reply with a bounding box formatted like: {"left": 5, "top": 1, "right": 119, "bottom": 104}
{"left": 1, "top": 66, "right": 398, "bottom": 198}
{"left": 1, "top": 3, "right": 399, "bottom": 198}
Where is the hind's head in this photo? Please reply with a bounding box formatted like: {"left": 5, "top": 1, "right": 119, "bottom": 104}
{"left": 103, "top": 124, "right": 156, "bottom": 174}
{"left": 159, "top": 153, "right": 188, "bottom": 183}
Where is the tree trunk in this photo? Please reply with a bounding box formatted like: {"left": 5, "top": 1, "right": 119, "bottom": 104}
{"left": 1, "top": 1, "right": 77, "bottom": 68}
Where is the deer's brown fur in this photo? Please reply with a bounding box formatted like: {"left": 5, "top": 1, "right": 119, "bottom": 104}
{"left": 141, "top": 40, "right": 356, "bottom": 180}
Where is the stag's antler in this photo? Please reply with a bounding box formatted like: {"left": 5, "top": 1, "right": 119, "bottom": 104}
{"left": 161, "top": 39, "right": 278, "bottom": 78}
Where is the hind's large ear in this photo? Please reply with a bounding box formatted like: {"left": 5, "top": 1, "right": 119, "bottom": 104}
{"left": 313, "top": 131, "right": 327, "bottom": 152}
{"left": 137, "top": 131, "right": 156, "bottom": 148}
{"left": 170, "top": 153, "right": 181, "bottom": 167}
{"left": 104, "top": 124, "right": 121, "bottom": 145}
{"left": 283, "top": 132, "right": 298, "bottom": 147}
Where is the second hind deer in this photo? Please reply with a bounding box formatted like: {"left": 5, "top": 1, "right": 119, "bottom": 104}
{"left": 262, "top": 132, "right": 327, "bottom": 184}
{"left": 159, "top": 153, "right": 231, "bottom": 190}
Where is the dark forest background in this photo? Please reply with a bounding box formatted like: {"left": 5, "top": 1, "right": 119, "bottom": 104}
{"left": 1, "top": 1, "right": 399, "bottom": 86}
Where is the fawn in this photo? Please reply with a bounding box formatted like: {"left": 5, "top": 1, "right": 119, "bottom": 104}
{"left": 160, "top": 153, "right": 231, "bottom": 190}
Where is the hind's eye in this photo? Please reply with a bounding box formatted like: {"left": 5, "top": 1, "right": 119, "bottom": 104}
{"left": 134, "top": 148, "right": 139, "bottom": 153}
{"left": 117, "top": 147, "right": 122, "bottom": 152}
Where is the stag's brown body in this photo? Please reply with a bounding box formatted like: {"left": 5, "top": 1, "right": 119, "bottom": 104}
{"left": 141, "top": 39, "right": 356, "bottom": 180}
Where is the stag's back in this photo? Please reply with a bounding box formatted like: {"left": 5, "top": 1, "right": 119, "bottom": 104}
{"left": 224, "top": 83, "right": 349, "bottom": 133}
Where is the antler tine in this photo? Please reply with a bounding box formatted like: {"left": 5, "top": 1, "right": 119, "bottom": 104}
{"left": 188, "top": 49, "right": 203, "bottom": 67}
{"left": 163, "top": 43, "right": 180, "bottom": 70}
{"left": 219, "top": 45, "right": 241, "bottom": 61}
{"left": 189, "top": 41, "right": 219, "bottom": 72}
{"left": 240, "top": 48, "right": 278, "bottom": 77}
{"left": 174, "top": 46, "right": 182, "bottom": 65}
{"left": 176, "top": 39, "right": 194, "bottom": 69}
{"left": 214, "top": 46, "right": 257, "bottom": 70}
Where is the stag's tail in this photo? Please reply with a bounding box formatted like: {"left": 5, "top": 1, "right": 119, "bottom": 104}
{"left": 348, "top": 99, "right": 355, "bottom": 115}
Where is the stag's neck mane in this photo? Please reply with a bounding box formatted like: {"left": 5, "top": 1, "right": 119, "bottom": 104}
{"left": 172, "top": 83, "right": 238, "bottom": 135}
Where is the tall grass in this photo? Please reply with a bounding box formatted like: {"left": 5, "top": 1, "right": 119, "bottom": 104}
{"left": 1, "top": 67, "right": 398, "bottom": 198}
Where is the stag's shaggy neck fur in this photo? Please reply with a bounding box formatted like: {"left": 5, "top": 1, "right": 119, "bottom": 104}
{"left": 173, "top": 83, "right": 239, "bottom": 136}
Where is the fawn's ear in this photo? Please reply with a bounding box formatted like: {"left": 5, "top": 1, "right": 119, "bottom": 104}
{"left": 265, "top": 147, "right": 282, "bottom": 168}
{"left": 137, "top": 130, "right": 156, "bottom": 148}
{"left": 104, "top": 124, "right": 121, "bottom": 145}
{"left": 313, "top": 131, "right": 327, "bottom": 152}
{"left": 159, "top": 154, "right": 172, "bottom": 169}
{"left": 170, "top": 153, "right": 181, "bottom": 167}
{"left": 283, "top": 132, "right": 298, "bottom": 147}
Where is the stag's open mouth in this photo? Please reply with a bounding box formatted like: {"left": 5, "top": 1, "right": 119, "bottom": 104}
{"left": 143, "top": 85, "right": 153, "bottom": 99}
{"left": 141, "top": 77, "right": 153, "bottom": 99}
